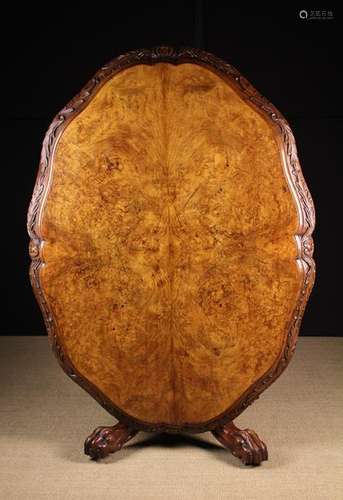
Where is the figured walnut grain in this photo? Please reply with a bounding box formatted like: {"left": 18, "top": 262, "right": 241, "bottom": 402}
{"left": 28, "top": 48, "right": 315, "bottom": 432}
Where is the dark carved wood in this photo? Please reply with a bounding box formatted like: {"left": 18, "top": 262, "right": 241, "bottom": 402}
{"left": 212, "top": 421, "right": 268, "bottom": 466}
{"left": 84, "top": 422, "right": 138, "bottom": 460}
{"left": 27, "top": 46, "right": 315, "bottom": 438}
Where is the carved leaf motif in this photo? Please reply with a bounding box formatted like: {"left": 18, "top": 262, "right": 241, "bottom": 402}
{"left": 27, "top": 47, "right": 315, "bottom": 432}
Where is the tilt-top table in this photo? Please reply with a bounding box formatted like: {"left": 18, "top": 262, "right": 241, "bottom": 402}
{"left": 28, "top": 47, "right": 315, "bottom": 465}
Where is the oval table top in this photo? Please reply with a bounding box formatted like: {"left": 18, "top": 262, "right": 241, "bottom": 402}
{"left": 28, "top": 48, "right": 315, "bottom": 431}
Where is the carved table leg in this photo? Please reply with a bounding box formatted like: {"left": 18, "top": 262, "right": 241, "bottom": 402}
{"left": 212, "top": 421, "right": 268, "bottom": 466}
{"left": 84, "top": 422, "right": 138, "bottom": 460}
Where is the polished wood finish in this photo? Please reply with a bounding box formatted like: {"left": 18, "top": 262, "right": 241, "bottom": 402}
{"left": 28, "top": 47, "right": 315, "bottom": 463}
{"left": 212, "top": 421, "right": 268, "bottom": 466}
{"left": 84, "top": 422, "right": 137, "bottom": 460}
{"left": 39, "top": 62, "right": 300, "bottom": 425}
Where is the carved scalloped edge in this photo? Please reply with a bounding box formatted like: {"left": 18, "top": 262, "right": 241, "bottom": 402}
{"left": 27, "top": 46, "right": 315, "bottom": 433}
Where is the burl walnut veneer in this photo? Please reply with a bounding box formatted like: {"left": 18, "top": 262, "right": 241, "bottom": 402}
{"left": 28, "top": 47, "right": 315, "bottom": 466}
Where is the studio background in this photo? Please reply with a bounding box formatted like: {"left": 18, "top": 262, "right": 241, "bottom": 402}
{"left": 2, "top": 3, "right": 341, "bottom": 336}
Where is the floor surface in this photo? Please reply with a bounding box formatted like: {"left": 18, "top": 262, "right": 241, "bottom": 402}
{"left": 0, "top": 336, "right": 342, "bottom": 500}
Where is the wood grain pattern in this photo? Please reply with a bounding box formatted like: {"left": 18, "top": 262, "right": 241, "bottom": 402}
{"left": 28, "top": 47, "right": 315, "bottom": 432}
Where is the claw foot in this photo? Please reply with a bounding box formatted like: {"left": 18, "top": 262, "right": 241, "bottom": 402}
{"left": 84, "top": 422, "right": 138, "bottom": 460}
{"left": 212, "top": 421, "right": 268, "bottom": 466}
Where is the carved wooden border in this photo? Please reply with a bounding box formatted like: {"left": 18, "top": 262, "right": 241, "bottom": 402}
{"left": 27, "top": 46, "right": 315, "bottom": 433}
